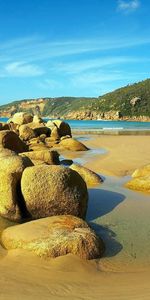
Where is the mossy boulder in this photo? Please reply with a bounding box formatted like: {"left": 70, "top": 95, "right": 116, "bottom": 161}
{"left": 21, "top": 165, "right": 88, "bottom": 219}
{"left": 0, "top": 130, "right": 28, "bottom": 153}
{"left": 70, "top": 163, "right": 103, "bottom": 186}
{"left": 1, "top": 215, "right": 105, "bottom": 259}
{"left": 59, "top": 138, "right": 89, "bottom": 151}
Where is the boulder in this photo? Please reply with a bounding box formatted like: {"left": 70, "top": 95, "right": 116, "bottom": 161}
{"left": 132, "top": 164, "right": 150, "bottom": 178}
{"left": 59, "top": 138, "right": 89, "bottom": 151}
{"left": 1, "top": 215, "right": 105, "bottom": 259}
{"left": 33, "top": 126, "right": 50, "bottom": 137}
{"left": 51, "top": 126, "right": 60, "bottom": 140}
{"left": 70, "top": 163, "right": 103, "bottom": 186}
{"left": 0, "top": 155, "right": 33, "bottom": 221}
{"left": 126, "top": 176, "right": 150, "bottom": 193}
{"left": 33, "top": 115, "right": 43, "bottom": 124}
{"left": 20, "top": 150, "right": 60, "bottom": 165}
{"left": 0, "top": 130, "right": 28, "bottom": 153}
{"left": 11, "top": 112, "right": 33, "bottom": 125}
{"left": 53, "top": 120, "right": 72, "bottom": 137}
{"left": 21, "top": 165, "right": 88, "bottom": 219}
{"left": 130, "top": 97, "right": 141, "bottom": 107}
{"left": 19, "top": 124, "right": 36, "bottom": 141}
{"left": 46, "top": 120, "right": 55, "bottom": 131}
{"left": 0, "top": 148, "right": 17, "bottom": 158}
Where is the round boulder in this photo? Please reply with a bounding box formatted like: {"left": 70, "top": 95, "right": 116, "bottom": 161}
{"left": 70, "top": 163, "right": 103, "bottom": 186}
{"left": 20, "top": 150, "right": 60, "bottom": 165}
{"left": 0, "top": 155, "right": 33, "bottom": 221}
{"left": 21, "top": 165, "right": 88, "bottom": 219}
{"left": 1, "top": 215, "right": 105, "bottom": 259}
{"left": 0, "top": 130, "right": 28, "bottom": 153}
{"left": 19, "top": 124, "right": 36, "bottom": 141}
{"left": 132, "top": 164, "right": 150, "bottom": 178}
{"left": 53, "top": 120, "right": 72, "bottom": 137}
{"left": 59, "top": 138, "right": 89, "bottom": 151}
{"left": 11, "top": 112, "right": 33, "bottom": 125}
{"left": 126, "top": 176, "right": 150, "bottom": 193}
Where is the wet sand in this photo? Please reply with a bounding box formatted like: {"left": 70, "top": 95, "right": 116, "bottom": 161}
{"left": 0, "top": 134, "right": 150, "bottom": 299}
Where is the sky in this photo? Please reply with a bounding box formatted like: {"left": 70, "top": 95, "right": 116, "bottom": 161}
{"left": 0, "top": 0, "right": 150, "bottom": 104}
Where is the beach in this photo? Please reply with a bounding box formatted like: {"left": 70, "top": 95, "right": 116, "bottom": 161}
{"left": 0, "top": 134, "right": 150, "bottom": 299}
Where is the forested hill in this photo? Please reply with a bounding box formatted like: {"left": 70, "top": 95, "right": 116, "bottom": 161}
{"left": 0, "top": 79, "right": 150, "bottom": 120}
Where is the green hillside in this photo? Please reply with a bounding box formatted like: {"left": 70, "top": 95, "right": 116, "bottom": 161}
{"left": 0, "top": 79, "right": 150, "bottom": 118}
{"left": 96, "top": 79, "right": 150, "bottom": 116}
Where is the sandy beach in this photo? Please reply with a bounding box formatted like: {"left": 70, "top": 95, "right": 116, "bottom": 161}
{"left": 0, "top": 134, "right": 150, "bottom": 299}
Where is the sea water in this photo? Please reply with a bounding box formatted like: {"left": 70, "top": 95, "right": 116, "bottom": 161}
{"left": 1, "top": 117, "right": 150, "bottom": 133}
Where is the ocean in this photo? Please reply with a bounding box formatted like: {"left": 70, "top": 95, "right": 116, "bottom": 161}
{"left": 1, "top": 117, "right": 150, "bottom": 133}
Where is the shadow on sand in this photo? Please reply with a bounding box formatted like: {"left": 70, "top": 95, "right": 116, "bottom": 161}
{"left": 86, "top": 188, "right": 125, "bottom": 258}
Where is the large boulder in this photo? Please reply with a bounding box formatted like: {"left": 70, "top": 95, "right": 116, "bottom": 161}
{"left": 126, "top": 176, "right": 150, "bottom": 193}
{"left": 1, "top": 215, "right": 105, "bottom": 259}
{"left": 59, "top": 138, "right": 89, "bottom": 151}
{"left": 20, "top": 150, "right": 60, "bottom": 165}
{"left": 19, "top": 124, "right": 36, "bottom": 141}
{"left": 11, "top": 112, "right": 33, "bottom": 125}
{"left": 0, "top": 130, "right": 28, "bottom": 153}
{"left": 70, "top": 163, "right": 103, "bottom": 186}
{"left": 21, "top": 165, "right": 88, "bottom": 219}
{"left": 53, "top": 120, "right": 72, "bottom": 137}
{"left": 0, "top": 155, "right": 33, "bottom": 221}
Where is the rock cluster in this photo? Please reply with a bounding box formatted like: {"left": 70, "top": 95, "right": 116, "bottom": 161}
{"left": 0, "top": 112, "right": 105, "bottom": 260}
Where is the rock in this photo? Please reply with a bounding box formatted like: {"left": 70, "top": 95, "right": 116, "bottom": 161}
{"left": 53, "top": 120, "right": 72, "bottom": 137}
{"left": 11, "top": 112, "right": 33, "bottom": 125}
{"left": 0, "top": 148, "right": 17, "bottom": 158}
{"left": 70, "top": 163, "right": 103, "bottom": 186}
{"left": 33, "top": 126, "right": 50, "bottom": 137}
{"left": 33, "top": 115, "right": 43, "bottom": 123}
{"left": 21, "top": 165, "right": 88, "bottom": 219}
{"left": 19, "top": 124, "right": 36, "bottom": 141}
{"left": 0, "top": 155, "right": 33, "bottom": 221}
{"left": 39, "top": 134, "right": 47, "bottom": 142}
{"left": 20, "top": 150, "right": 60, "bottom": 165}
{"left": 51, "top": 126, "right": 60, "bottom": 140}
{"left": 46, "top": 120, "right": 55, "bottom": 131}
{"left": 0, "top": 123, "right": 2, "bottom": 130}
{"left": 126, "top": 176, "right": 150, "bottom": 193}
{"left": 132, "top": 164, "right": 150, "bottom": 178}
{"left": 29, "top": 143, "right": 50, "bottom": 151}
{"left": 59, "top": 138, "right": 89, "bottom": 151}
{"left": 0, "top": 130, "right": 28, "bottom": 153}
{"left": 1, "top": 215, "right": 105, "bottom": 259}
{"left": 130, "top": 97, "right": 141, "bottom": 107}
{"left": 60, "top": 135, "right": 71, "bottom": 141}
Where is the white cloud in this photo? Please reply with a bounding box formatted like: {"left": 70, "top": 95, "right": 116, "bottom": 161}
{"left": 0, "top": 34, "right": 149, "bottom": 65}
{"left": 3, "top": 61, "right": 44, "bottom": 77}
{"left": 51, "top": 56, "right": 140, "bottom": 74}
{"left": 38, "top": 79, "right": 62, "bottom": 90}
{"left": 117, "top": 0, "right": 140, "bottom": 13}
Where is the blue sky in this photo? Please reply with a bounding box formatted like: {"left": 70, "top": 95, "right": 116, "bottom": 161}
{"left": 0, "top": 0, "right": 150, "bottom": 104}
